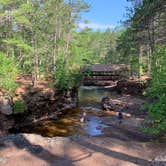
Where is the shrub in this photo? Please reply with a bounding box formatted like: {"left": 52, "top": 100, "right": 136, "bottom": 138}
{"left": 55, "top": 57, "right": 83, "bottom": 91}
{"left": 142, "top": 47, "right": 166, "bottom": 135}
{"left": 13, "top": 100, "right": 27, "bottom": 114}
{"left": 0, "top": 52, "right": 18, "bottom": 93}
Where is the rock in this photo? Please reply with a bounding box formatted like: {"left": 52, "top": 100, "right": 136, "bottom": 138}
{"left": 51, "top": 137, "right": 71, "bottom": 145}
{"left": 153, "top": 152, "right": 166, "bottom": 163}
{"left": 0, "top": 113, "right": 14, "bottom": 137}
{"left": 12, "top": 87, "right": 78, "bottom": 129}
{"left": 28, "top": 145, "right": 43, "bottom": 153}
{"left": 101, "top": 95, "right": 147, "bottom": 116}
{"left": 101, "top": 97, "right": 122, "bottom": 111}
{"left": 0, "top": 91, "right": 13, "bottom": 115}
{"left": 22, "top": 88, "right": 57, "bottom": 118}
{"left": 55, "top": 88, "right": 78, "bottom": 112}
{"left": 48, "top": 113, "right": 57, "bottom": 120}
{"left": 0, "top": 157, "right": 7, "bottom": 164}
{"left": 116, "top": 79, "right": 146, "bottom": 95}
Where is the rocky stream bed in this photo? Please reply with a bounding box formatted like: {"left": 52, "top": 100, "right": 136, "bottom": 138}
{"left": 0, "top": 81, "right": 166, "bottom": 166}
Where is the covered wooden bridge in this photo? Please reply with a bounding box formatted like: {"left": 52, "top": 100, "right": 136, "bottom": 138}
{"left": 83, "top": 64, "right": 130, "bottom": 86}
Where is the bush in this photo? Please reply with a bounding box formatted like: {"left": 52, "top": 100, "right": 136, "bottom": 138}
{"left": 0, "top": 52, "right": 18, "bottom": 93}
{"left": 142, "top": 47, "right": 166, "bottom": 135}
{"left": 55, "top": 57, "right": 83, "bottom": 91}
{"left": 13, "top": 100, "right": 27, "bottom": 114}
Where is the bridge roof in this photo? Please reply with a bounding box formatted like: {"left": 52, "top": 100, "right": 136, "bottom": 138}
{"left": 88, "top": 64, "right": 129, "bottom": 72}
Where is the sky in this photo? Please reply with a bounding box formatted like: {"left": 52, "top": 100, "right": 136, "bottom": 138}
{"left": 79, "top": 0, "right": 131, "bottom": 31}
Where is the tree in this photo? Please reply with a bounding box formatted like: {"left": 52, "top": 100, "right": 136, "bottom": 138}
{"left": 118, "top": 0, "right": 166, "bottom": 134}
{"left": 142, "top": 47, "right": 166, "bottom": 134}
{"left": 0, "top": 52, "right": 18, "bottom": 93}
{"left": 117, "top": 0, "right": 166, "bottom": 76}
{"left": 0, "top": 0, "right": 90, "bottom": 87}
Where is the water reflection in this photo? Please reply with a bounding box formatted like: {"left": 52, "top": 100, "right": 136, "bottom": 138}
{"left": 12, "top": 86, "right": 112, "bottom": 137}
{"left": 17, "top": 109, "right": 81, "bottom": 137}
{"left": 79, "top": 86, "right": 113, "bottom": 108}
{"left": 84, "top": 116, "right": 108, "bottom": 136}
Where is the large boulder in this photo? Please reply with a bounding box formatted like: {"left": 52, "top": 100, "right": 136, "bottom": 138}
{"left": 22, "top": 87, "right": 56, "bottom": 118}
{"left": 116, "top": 79, "right": 146, "bottom": 95}
{"left": 13, "top": 87, "right": 78, "bottom": 126}
{"left": 55, "top": 88, "right": 78, "bottom": 112}
{"left": 101, "top": 95, "right": 147, "bottom": 116}
{"left": 0, "top": 91, "right": 13, "bottom": 115}
{"left": 0, "top": 113, "right": 14, "bottom": 137}
{"left": 101, "top": 97, "right": 123, "bottom": 111}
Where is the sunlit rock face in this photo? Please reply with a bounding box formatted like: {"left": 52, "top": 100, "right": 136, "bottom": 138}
{"left": 0, "top": 91, "right": 13, "bottom": 115}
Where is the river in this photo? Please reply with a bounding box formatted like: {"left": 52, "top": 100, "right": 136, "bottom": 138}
{"left": 15, "top": 86, "right": 112, "bottom": 137}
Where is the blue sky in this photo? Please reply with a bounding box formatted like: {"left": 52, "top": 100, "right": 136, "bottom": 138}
{"left": 79, "top": 0, "right": 131, "bottom": 31}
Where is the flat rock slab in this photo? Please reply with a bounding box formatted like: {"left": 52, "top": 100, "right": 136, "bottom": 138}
{"left": 0, "top": 133, "right": 165, "bottom": 166}
{"left": 102, "top": 95, "right": 147, "bottom": 116}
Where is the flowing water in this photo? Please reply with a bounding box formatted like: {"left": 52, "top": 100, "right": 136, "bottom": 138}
{"left": 13, "top": 86, "right": 112, "bottom": 137}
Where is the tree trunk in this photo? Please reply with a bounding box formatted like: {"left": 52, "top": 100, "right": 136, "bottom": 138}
{"left": 31, "top": 29, "right": 38, "bottom": 86}
{"left": 64, "top": 32, "right": 71, "bottom": 65}
{"left": 139, "top": 44, "right": 143, "bottom": 77}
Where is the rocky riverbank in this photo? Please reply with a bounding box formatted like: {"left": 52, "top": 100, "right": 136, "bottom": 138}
{"left": 101, "top": 95, "right": 147, "bottom": 116}
{"left": 115, "top": 79, "right": 147, "bottom": 95}
{"left": 0, "top": 76, "right": 79, "bottom": 137}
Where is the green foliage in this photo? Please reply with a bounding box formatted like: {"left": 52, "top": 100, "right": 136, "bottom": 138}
{"left": 55, "top": 58, "right": 68, "bottom": 91}
{"left": 130, "top": 55, "right": 139, "bottom": 75}
{"left": 142, "top": 47, "right": 166, "bottom": 135}
{"left": 55, "top": 57, "right": 83, "bottom": 91}
{"left": 0, "top": 0, "right": 13, "bottom": 5}
{"left": 4, "top": 38, "right": 33, "bottom": 51}
{"left": 13, "top": 100, "right": 27, "bottom": 114}
{"left": 147, "top": 47, "right": 166, "bottom": 98}
{"left": 0, "top": 52, "right": 18, "bottom": 93}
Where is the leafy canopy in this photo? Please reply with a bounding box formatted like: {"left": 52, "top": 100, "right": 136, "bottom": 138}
{"left": 0, "top": 52, "right": 18, "bottom": 93}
